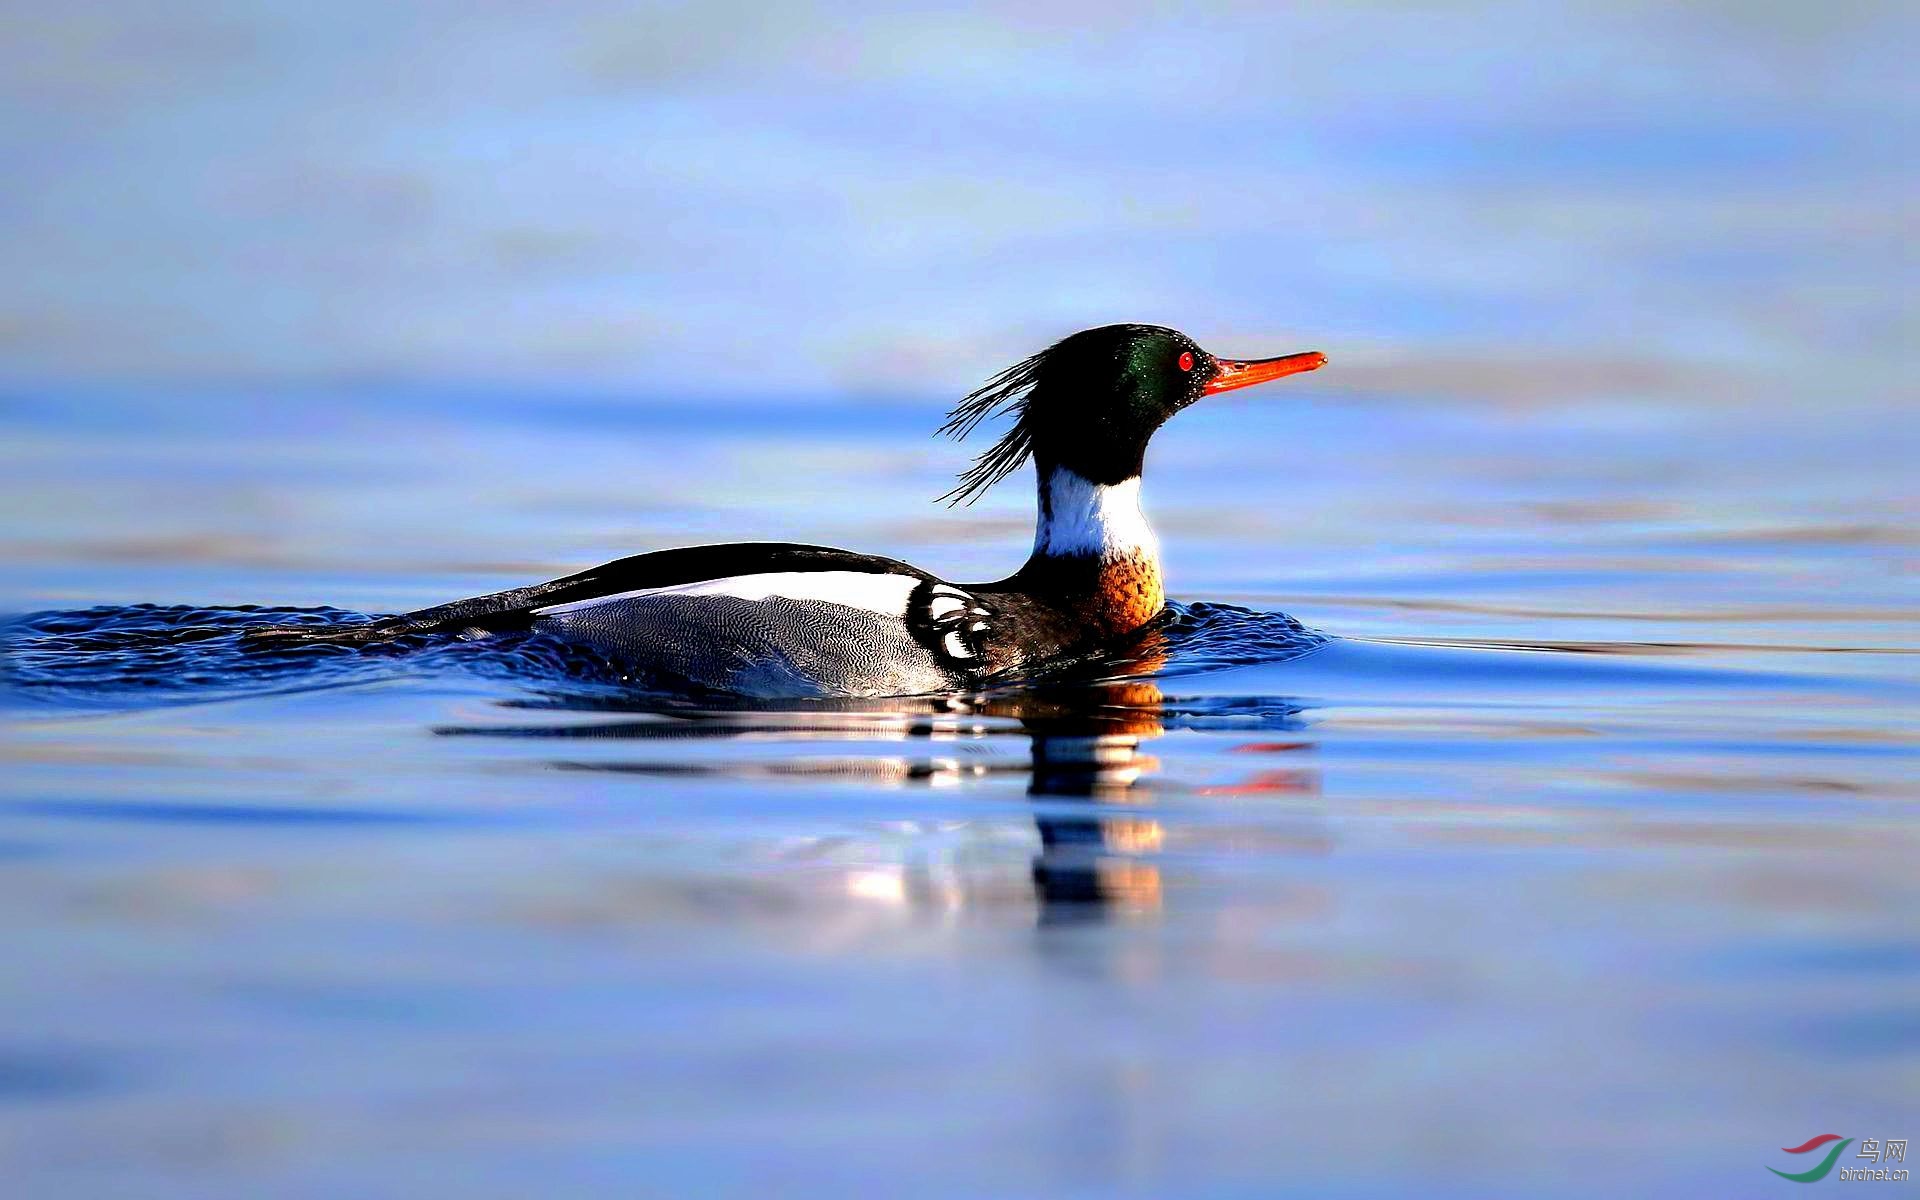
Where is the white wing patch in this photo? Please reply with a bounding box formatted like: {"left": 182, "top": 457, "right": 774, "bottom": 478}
{"left": 531, "top": 570, "right": 920, "bottom": 618}
{"left": 923, "top": 584, "right": 993, "bottom": 663}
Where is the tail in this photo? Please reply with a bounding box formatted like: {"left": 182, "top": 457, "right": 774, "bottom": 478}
{"left": 242, "top": 617, "right": 418, "bottom": 647}
{"left": 242, "top": 576, "right": 556, "bottom": 648}
{"left": 242, "top": 606, "right": 530, "bottom": 647}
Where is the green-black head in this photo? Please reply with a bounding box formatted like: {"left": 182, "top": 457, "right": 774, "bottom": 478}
{"left": 940, "top": 323, "right": 1325, "bottom": 504}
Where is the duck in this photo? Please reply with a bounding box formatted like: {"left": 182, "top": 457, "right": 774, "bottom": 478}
{"left": 248, "top": 324, "right": 1324, "bottom": 696}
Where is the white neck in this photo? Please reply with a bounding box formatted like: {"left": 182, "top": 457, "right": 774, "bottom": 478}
{"left": 1032, "top": 468, "right": 1160, "bottom": 561}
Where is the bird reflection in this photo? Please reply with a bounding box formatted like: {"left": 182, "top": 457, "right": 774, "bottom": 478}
{"left": 990, "top": 679, "right": 1170, "bottom": 921}
{"left": 434, "top": 634, "right": 1314, "bottom": 924}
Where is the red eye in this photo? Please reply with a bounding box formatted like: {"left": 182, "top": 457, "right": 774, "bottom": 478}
{"left": 1178, "top": 351, "right": 1194, "bottom": 372}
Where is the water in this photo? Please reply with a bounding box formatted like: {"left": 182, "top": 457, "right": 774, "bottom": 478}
{"left": 4, "top": 3, "right": 1916, "bottom": 1191}
{"left": 1, "top": 380, "right": 1914, "bottom": 1198}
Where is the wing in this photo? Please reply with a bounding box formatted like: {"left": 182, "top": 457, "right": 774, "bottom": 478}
{"left": 245, "top": 543, "right": 946, "bottom": 645}
{"left": 534, "top": 564, "right": 998, "bottom": 696}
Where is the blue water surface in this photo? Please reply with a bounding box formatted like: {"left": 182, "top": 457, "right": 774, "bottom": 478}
{"left": 2, "top": 376, "right": 1914, "bottom": 1200}
{"left": 3, "top": 4, "right": 1917, "bottom": 1196}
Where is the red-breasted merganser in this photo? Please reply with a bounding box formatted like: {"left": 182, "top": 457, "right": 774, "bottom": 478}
{"left": 251, "top": 324, "right": 1324, "bottom": 696}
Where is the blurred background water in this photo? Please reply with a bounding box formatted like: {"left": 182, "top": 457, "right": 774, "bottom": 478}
{"left": 1, "top": 3, "right": 1916, "bottom": 1197}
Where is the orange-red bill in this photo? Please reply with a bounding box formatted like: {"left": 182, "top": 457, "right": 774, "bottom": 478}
{"left": 1202, "top": 350, "right": 1326, "bottom": 395}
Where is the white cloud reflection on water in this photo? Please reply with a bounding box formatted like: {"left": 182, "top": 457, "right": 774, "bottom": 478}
{"left": 0, "top": 2, "right": 1912, "bottom": 401}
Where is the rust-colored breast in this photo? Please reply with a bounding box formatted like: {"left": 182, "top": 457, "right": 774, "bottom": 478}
{"left": 1095, "top": 552, "right": 1164, "bottom": 636}
{"left": 977, "top": 551, "right": 1168, "bottom": 671}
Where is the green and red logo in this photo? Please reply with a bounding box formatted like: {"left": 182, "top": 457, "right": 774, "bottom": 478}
{"left": 1770, "top": 1134, "right": 1853, "bottom": 1183}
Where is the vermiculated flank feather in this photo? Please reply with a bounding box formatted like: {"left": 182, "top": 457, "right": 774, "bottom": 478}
{"left": 936, "top": 345, "right": 1050, "bottom": 505}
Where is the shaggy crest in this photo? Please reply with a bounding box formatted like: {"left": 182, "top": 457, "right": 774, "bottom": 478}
{"left": 935, "top": 342, "right": 1052, "bottom": 506}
